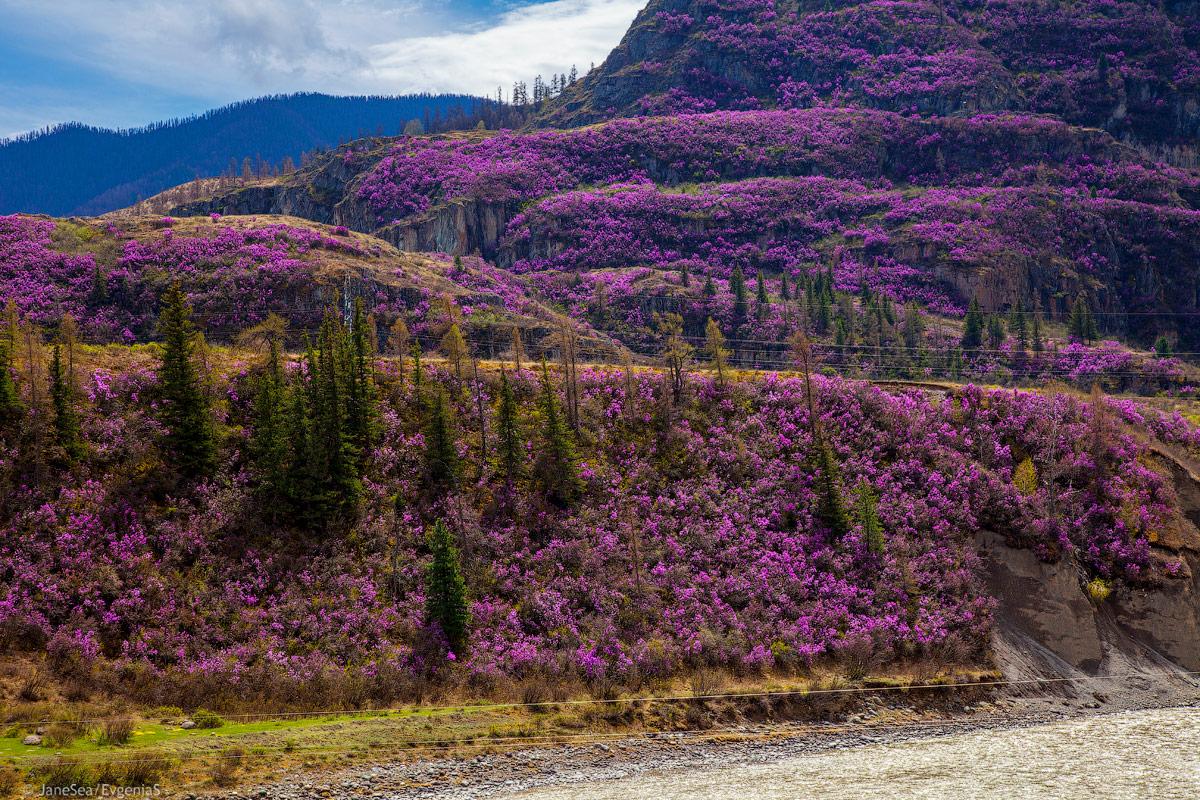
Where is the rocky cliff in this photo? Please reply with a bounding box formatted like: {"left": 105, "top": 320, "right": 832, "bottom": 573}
{"left": 540, "top": 1, "right": 1200, "bottom": 151}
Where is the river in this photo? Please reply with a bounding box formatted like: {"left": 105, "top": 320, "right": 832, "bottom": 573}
{"left": 504, "top": 707, "right": 1200, "bottom": 800}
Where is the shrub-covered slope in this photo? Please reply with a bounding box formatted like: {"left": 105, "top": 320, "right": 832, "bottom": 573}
{"left": 0, "top": 213, "right": 605, "bottom": 350}
{"left": 2, "top": 339, "right": 1197, "bottom": 705}
{"left": 540, "top": 0, "right": 1200, "bottom": 150}
{"left": 174, "top": 107, "right": 1200, "bottom": 350}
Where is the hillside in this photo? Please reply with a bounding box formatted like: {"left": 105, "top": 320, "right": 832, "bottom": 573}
{"left": 0, "top": 93, "right": 501, "bottom": 217}
{"left": 538, "top": 0, "right": 1200, "bottom": 153}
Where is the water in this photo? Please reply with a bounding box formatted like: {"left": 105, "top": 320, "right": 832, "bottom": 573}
{"left": 507, "top": 707, "right": 1200, "bottom": 800}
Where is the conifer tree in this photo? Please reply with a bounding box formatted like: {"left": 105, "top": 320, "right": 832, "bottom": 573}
{"left": 0, "top": 329, "right": 20, "bottom": 426}
{"left": 813, "top": 435, "right": 850, "bottom": 540}
{"left": 1010, "top": 299, "right": 1029, "bottom": 353}
{"left": 986, "top": 315, "right": 1006, "bottom": 350}
{"left": 346, "top": 298, "right": 377, "bottom": 465}
{"left": 1154, "top": 336, "right": 1172, "bottom": 358}
{"left": 854, "top": 481, "right": 884, "bottom": 556}
{"left": 702, "top": 275, "right": 716, "bottom": 298}
{"left": 156, "top": 285, "right": 216, "bottom": 478}
{"left": 755, "top": 270, "right": 769, "bottom": 320}
{"left": 534, "top": 360, "right": 582, "bottom": 506}
{"left": 424, "top": 387, "right": 460, "bottom": 488}
{"left": 1031, "top": 308, "right": 1044, "bottom": 354}
{"left": 1068, "top": 296, "right": 1097, "bottom": 344}
{"left": 494, "top": 368, "right": 524, "bottom": 484}
{"left": 961, "top": 296, "right": 985, "bottom": 351}
{"left": 705, "top": 317, "right": 730, "bottom": 387}
{"left": 441, "top": 323, "right": 468, "bottom": 379}
{"left": 901, "top": 302, "right": 924, "bottom": 351}
{"left": 48, "top": 345, "right": 83, "bottom": 461}
{"left": 306, "top": 313, "right": 362, "bottom": 524}
{"left": 780, "top": 273, "right": 791, "bottom": 301}
{"left": 816, "top": 292, "right": 832, "bottom": 334}
{"left": 424, "top": 519, "right": 470, "bottom": 655}
{"left": 658, "top": 312, "right": 693, "bottom": 402}
{"left": 249, "top": 337, "right": 290, "bottom": 506}
{"left": 411, "top": 342, "right": 424, "bottom": 388}
{"left": 730, "top": 265, "right": 748, "bottom": 321}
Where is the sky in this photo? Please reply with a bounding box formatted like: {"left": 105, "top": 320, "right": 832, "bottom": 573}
{"left": 0, "top": 0, "right": 645, "bottom": 138}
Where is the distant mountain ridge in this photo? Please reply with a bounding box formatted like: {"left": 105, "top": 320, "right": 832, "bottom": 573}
{"left": 0, "top": 92, "right": 495, "bottom": 216}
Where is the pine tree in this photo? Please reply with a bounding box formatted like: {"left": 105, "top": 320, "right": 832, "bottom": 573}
{"left": 494, "top": 369, "right": 524, "bottom": 484}
{"left": 730, "top": 265, "right": 748, "bottom": 321}
{"left": 424, "top": 387, "right": 460, "bottom": 488}
{"left": 755, "top": 270, "right": 769, "bottom": 320}
{"left": 48, "top": 345, "right": 83, "bottom": 461}
{"left": 424, "top": 519, "right": 470, "bottom": 655}
{"left": 812, "top": 435, "right": 850, "bottom": 540}
{"left": 961, "top": 296, "right": 984, "bottom": 351}
{"left": 780, "top": 273, "right": 791, "bottom": 301}
{"left": 702, "top": 275, "right": 716, "bottom": 298}
{"left": 705, "top": 317, "right": 730, "bottom": 387}
{"left": 345, "top": 298, "right": 377, "bottom": 465}
{"left": 534, "top": 360, "right": 582, "bottom": 506}
{"left": 1031, "top": 308, "right": 1044, "bottom": 354}
{"left": 306, "top": 314, "right": 362, "bottom": 524}
{"left": 156, "top": 285, "right": 216, "bottom": 478}
{"left": 1154, "top": 336, "right": 1172, "bottom": 358}
{"left": 1068, "top": 296, "right": 1097, "bottom": 344}
{"left": 249, "top": 337, "right": 290, "bottom": 506}
{"left": 853, "top": 480, "right": 884, "bottom": 556}
{"left": 986, "top": 315, "right": 1006, "bottom": 350}
{"left": 1010, "top": 299, "right": 1029, "bottom": 355}
{"left": 816, "top": 290, "right": 832, "bottom": 335}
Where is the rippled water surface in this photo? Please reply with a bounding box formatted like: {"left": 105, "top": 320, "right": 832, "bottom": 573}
{"left": 509, "top": 707, "right": 1200, "bottom": 800}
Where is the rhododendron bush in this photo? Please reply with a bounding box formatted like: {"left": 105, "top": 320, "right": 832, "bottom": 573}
{"left": 0, "top": 359, "right": 1189, "bottom": 701}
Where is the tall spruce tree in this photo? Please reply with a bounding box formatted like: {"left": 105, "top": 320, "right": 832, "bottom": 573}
{"left": 853, "top": 481, "right": 884, "bottom": 556}
{"left": 345, "top": 298, "right": 377, "bottom": 467}
{"left": 1068, "top": 296, "right": 1098, "bottom": 344}
{"left": 730, "top": 265, "right": 748, "bottom": 321}
{"left": 249, "top": 337, "right": 290, "bottom": 507}
{"left": 812, "top": 435, "right": 850, "bottom": 540}
{"left": 755, "top": 270, "right": 769, "bottom": 320}
{"left": 305, "top": 314, "right": 363, "bottom": 525}
{"left": 534, "top": 360, "right": 582, "bottom": 506}
{"left": 494, "top": 369, "right": 524, "bottom": 484}
{"left": 156, "top": 285, "right": 216, "bottom": 478}
{"left": 961, "top": 296, "right": 985, "bottom": 351}
{"left": 424, "top": 387, "right": 460, "bottom": 488}
{"left": 424, "top": 519, "right": 470, "bottom": 655}
{"left": 48, "top": 345, "right": 83, "bottom": 461}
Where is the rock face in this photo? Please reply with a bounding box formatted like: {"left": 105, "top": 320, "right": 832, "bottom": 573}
{"left": 539, "top": 0, "right": 1200, "bottom": 149}
{"left": 979, "top": 447, "right": 1200, "bottom": 674}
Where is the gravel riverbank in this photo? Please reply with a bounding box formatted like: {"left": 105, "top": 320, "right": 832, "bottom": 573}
{"left": 199, "top": 677, "right": 1200, "bottom": 800}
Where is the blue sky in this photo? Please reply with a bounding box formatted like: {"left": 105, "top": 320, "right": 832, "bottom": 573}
{"left": 0, "top": 0, "right": 644, "bottom": 138}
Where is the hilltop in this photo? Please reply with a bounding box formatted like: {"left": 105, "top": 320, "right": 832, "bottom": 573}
{"left": 538, "top": 0, "right": 1200, "bottom": 153}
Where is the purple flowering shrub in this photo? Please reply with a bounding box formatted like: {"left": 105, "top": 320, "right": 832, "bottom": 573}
{"left": 357, "top": 107, "right": 1193, "bottom": 224}
{"left": 552, "top": 1, "right": 1199, "bottom": 145}
{"left": 0, "top": 357, "right": 1189, "bottom": 698}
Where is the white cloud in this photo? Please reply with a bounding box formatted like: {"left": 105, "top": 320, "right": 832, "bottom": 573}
{"left": 0, "top": 0, "right": 642, "bottom": 103}
{"left": 370, "top": 0, "right": 645, "bottom": 97}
